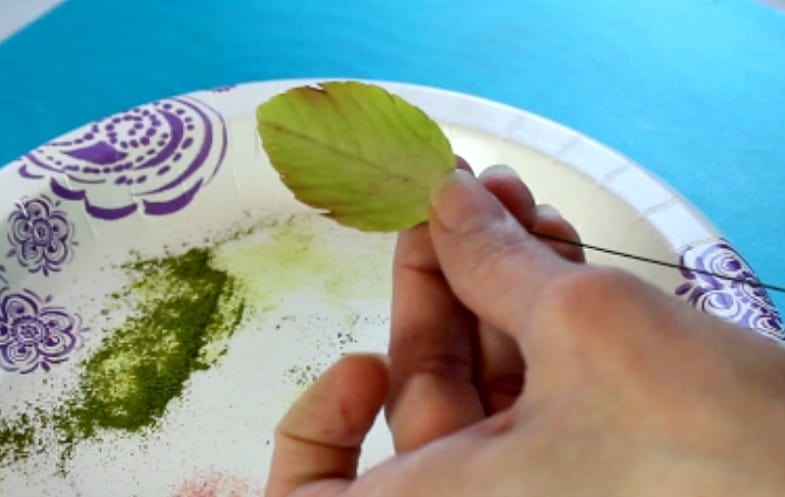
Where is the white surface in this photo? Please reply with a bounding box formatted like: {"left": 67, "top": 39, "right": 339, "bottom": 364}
{"left": 604, "top": 166, "right": 674, "bottom": 215}
{"left": 0, "top": 0, "right": 65, "bottom": 42}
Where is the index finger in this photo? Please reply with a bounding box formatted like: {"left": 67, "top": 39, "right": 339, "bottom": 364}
{"left": 265, "top": 354, "right": 388, "bottom": 497}
{"left": 387, "top": 221, "right": 485, "bottom": 452}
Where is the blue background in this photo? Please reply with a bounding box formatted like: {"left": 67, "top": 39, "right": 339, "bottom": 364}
{"left": 0, "top": 0, "right": 783, "bottom": 307}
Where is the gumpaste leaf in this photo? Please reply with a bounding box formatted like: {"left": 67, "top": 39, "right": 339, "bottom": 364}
{"left": 256, "top": 81, "right": 454, "bottom": 232}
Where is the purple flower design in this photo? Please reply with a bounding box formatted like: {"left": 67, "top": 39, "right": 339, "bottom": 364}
{"left": 0, "top": 289, "right": 87, "bottom": 374}
{"left": 209, "top": 84, "right": 237, "bottom": 93}
{"left": 675, "top": 240, "right": 783, "bottom": 341}
{"left": 7, "top": 195, "right": 76, "bottom": 276}
{"left": 16, "top": 95, "right": 227, "bottom": 220}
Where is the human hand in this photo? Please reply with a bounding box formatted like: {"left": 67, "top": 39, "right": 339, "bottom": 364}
{"left": 265, "top": 161, "right": 785, "bottom": 497}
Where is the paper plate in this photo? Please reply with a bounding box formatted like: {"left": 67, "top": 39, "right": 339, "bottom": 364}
{"left": 0, "top": 80, "right": 781, "bottom": 496}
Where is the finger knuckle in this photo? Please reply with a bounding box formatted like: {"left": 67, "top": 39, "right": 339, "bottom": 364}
{"left": 535, "top": 267, "right": 644, "bottom": 334}
{"left": 463, "top": 225, "right": 529, "bottom": 288}
{"left": 416, "top": 351, "right": 475, "bottom": 381}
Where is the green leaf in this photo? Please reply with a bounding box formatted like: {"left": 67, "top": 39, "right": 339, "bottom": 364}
{"left": 256, "top": 81, "right": 455, "bottom": 232}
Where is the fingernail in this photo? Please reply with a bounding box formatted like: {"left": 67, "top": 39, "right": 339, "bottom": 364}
{"left": 455, "top": 154, "right": 474, "bottom": 173}
{"left": 479, "top": 164, "right": 520, "bottom": 179}
{"left": 374, "top": 353, "right": 391, "bottom": 368}
{"left": 340, "top": 351, "right": 390, "bottom": 366}
{"left": 430, "top": 169, "right": 505, "bottom": 233}
{"left": 536, "top": 204, "right": 562, "bottom": 218}
{"left": 430, "top": 169, "right": 474, "bottom": 207}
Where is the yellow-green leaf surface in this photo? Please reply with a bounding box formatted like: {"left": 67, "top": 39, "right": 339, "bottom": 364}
{"left": 257, "top": 81, "right": 454, "bottom": 232}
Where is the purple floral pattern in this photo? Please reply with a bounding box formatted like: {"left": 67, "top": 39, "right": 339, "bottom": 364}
{"left": 17, "top": 95, "right": 228, "bottom": 220}
{"left": 210, "top": 84, "right": 237, "bottom": 93}
{"left": 7, "top": 195, "right": 76, "bottom": 276}
{"left": 0, "top": 288, "right": 87, "bottom": 373}
{"left": 676, "top": 240, "right": 783, "bottom": 341}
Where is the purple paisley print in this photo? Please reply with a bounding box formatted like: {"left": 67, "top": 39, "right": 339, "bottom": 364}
{"left": 7, "top": 195, "right": 76, "bottom": 276}
{"left": 17, "top": 95, "right": 227, "bottom": 220}
{"left": 675, "top": 241, "right": 783, "bottom": 341}
{"left": 0, "top": 289, "right": 87, "bottom": 373}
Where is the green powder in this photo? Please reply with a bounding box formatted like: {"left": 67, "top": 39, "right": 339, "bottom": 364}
{"left": 0, "top": 247, "right": 246, "bottom": 470}
{"left": 1, "top": 245, "right": 247, "bottom": 472}
{"left": 0, "top": 414, "right": 36, "bottom": 465}
{"left": 59, "top": 247, "right": 245, "bottom": 439}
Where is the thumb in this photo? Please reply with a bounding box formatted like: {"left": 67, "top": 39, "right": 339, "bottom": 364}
{"left": 428, "top": 169, "right": 569, "bottom": 341}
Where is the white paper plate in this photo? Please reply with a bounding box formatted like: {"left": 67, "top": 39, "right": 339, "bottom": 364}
{"left": 0, "top": 80, "right": 781, "bottom": 496}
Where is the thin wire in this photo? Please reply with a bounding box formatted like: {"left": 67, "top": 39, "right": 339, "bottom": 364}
{"left": 530, "top": 230, "right": 785, "bottom": 294}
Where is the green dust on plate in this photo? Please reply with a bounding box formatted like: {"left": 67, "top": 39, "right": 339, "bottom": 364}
{"left": 60, "top": 248, "right": 245, "bottom": 438}
{"left": 213, "top": 215, "right": 393, "bottom": 307}
{"left": 0, "top": 413, "right": 38, "bottom": 465}
{"left": 0, "top": 247, "right": 246, "bottom": 472}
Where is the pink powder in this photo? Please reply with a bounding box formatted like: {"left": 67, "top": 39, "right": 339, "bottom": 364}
{"left": 171, "top": 470, "right": 264, "bottom": 497}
